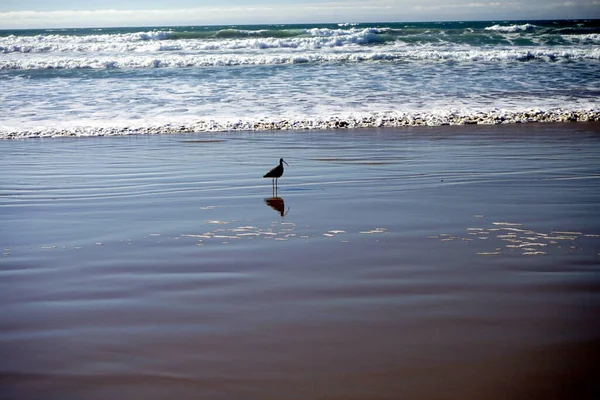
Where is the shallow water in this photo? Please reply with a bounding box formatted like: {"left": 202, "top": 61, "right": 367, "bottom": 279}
{"left": 2, "top": 124, "right": 600, "bottom": 399}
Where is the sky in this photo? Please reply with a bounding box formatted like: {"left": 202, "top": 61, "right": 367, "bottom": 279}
{"left": 0, "top": 0, "right": 599, "bottom": 29}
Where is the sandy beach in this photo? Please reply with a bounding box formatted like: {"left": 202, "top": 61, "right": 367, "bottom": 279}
{"left": 1, "top": 123, "right": 600, "bottom": 399}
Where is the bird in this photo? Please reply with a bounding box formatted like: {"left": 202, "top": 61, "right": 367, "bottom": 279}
{"left": 263, "top": 158, "right": 288, "bottom": 193}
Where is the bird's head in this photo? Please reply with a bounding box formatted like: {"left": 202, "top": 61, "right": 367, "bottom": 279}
{"left": 280, "top": 158, "right": 289, "bottom": 166}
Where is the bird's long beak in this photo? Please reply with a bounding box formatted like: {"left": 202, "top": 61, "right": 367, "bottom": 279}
{"left": 283, "top": 160, "right": 289, "bottom": 166}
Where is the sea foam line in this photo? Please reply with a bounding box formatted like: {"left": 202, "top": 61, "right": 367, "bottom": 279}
{"left": 0, "top": 27, "right": 389, "bottom": 54}
{"left": 1, "top": 47, "right": 598, "bottom": 69}
{"left": 2, "top": 109, "right": 599, "bottom": 139}
{"left": 3, "top": 26, "right": 600, "bottom": 55}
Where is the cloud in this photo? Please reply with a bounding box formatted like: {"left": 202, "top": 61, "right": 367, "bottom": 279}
{"left": 0, "top": 2, "right": 403, "bottom": 28}
{"left": 412, "top": 2, "right": 509, "bottom": 11}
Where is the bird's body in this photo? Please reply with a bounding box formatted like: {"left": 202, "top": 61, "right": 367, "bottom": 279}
{"left": 263, "top": 158, "right": 287, "bottom": 179}
{"left": 264, "top": 158, "right": 288, "bottom": 193}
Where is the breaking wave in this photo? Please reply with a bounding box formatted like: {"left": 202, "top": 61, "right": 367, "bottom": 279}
{"left": 484, "top": 24, "right": 538, "bottom": 33}
{"left": 3, "top": 23, "right": 599, "bottom": 56}
{"left": 2, "top": 108, "right": 599, "bottom": 139}
{"left": 1, "top": 47, "right": 598, "bottom": 69}
{"left": 0, "top": 27, "right": 393, "bottom": 54}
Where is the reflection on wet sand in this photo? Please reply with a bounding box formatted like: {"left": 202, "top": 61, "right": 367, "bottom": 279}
{"left": 3, "top": 125, "right": 600, "bottom": 400}
{"left": 430, "top": 218, "right": 600, "bottom": 258}
{"left": 264, "top": 197, "right": 287, "bottom": 217}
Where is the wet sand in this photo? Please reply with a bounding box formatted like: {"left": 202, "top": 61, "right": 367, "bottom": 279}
{"left": 1, "top": 123, "right": 600, "bottom": 399}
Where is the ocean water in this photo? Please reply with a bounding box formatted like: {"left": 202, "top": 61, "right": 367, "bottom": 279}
{"left": 1, "top": 20, "right": 599, "bottom": 138}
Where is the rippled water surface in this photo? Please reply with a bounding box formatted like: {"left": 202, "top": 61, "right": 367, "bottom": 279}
{"left": 1, "top": 124, "right": 600, "bottom": 399}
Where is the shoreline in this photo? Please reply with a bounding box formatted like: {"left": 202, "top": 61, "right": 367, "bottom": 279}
{"left": 2, "top": 108, "right": 599, "bottom": 139}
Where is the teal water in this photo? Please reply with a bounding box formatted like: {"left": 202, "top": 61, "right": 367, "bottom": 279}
{"left": 2, "top": 20, "right": 600, "bottom": 46}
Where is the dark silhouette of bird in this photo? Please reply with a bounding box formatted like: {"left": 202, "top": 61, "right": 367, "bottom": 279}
{"left": 264, "top": 158, "right": 288, "bottom": 193}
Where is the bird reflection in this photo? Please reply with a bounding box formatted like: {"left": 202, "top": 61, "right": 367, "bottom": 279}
{"left": 264, "top": 197, "right": 288, "bottom": 217}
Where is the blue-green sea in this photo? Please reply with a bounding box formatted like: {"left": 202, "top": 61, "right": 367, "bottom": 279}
{"left": 1, "top": 20, "right": 599, "bottom": 137}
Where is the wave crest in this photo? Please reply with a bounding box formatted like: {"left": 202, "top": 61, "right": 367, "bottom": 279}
{"left": 3, "top": 109, "right": 599, "bottom": 139}
{"left": 484, "top": 24, "right": 537, "bottom": 33}
{"left": 2, "top": 47, "right": 598, "bottom": 70}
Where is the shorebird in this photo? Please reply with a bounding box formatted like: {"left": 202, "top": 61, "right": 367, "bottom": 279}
{"left": 264, "top": 158, "right": 288, "bottom": 192}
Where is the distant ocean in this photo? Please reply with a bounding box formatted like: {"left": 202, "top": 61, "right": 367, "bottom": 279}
{"left": 1, "top": 20, "right": 599, "bottom": 138}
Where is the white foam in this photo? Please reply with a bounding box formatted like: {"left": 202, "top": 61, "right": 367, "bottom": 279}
{"left": 562, "top": 33, "right": 600, "bottom": 45}
{"left": 2, "top": 108, "right": 598, "bottom": 139}
{"left": 2, "top": 45, "right": 598, "bottom": 70}
{"left": 0, "top": 28, "right": 389, "bottom": 54}
{"left": 484, "top": 24, "right": 537, "bottom": 33}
